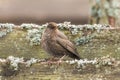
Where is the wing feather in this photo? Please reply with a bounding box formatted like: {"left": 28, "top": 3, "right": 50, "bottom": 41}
{"left": 56, "top": 37, "right": 81, "bottom": 59}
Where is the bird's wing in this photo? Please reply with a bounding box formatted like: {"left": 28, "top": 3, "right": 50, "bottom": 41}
{"left": 56, "top": 37, "right": 80, "bottom": 59}
{"left": 57, "top": 30, "right": 68, "bottom": 40}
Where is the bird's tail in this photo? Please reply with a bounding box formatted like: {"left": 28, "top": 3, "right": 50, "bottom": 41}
{"left": 70, "top": 52, "right": 82, "bottom": 60}
{"left": 75, "top": 55, "right": 82, "bottom": 60}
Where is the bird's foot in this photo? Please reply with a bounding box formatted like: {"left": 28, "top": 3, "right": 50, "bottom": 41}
{"left": 41, "top": 58, "right": 59, "bottom": 65}
{"left": 40, "top": 57, "right": 64, "bottom": 65}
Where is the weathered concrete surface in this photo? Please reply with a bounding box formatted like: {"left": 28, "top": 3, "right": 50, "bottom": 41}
{"left": 0, "top": 28, "right": 120, "bottom": 80}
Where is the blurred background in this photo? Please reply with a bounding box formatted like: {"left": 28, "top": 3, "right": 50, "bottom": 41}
{"left": 0, "top": 0, "right": 90, "bottom": 25}
{"left": 90, "top": 0, "right": 120, "bottom": 27}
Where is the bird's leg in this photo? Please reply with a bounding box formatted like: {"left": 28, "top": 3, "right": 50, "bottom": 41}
{"left": 60, "top": 55, "right": 66, "bottom": 61}
{"left": 46, "top": 56, "right": 60, "bottom": 65}
{"left": 43, "top": 56, "right": 66, "bottom": 65}
{"left": 46, "top": 56, "right": 56, "bottom": 65}
{"left": 57, "top": 55, "right": 66, "bottom": 65}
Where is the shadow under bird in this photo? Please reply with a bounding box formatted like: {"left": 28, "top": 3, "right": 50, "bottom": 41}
{"left": 41, "top": 22, "right": 81, "bottom": 60}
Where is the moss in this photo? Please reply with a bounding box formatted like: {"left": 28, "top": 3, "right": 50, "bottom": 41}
{"left": 0, "top": 29, "right": 44, "bottom": 58}
{"left": 0, "top": 27, "right": 120, "bottom": 80}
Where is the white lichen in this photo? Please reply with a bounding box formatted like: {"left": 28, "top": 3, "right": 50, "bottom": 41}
{"left": 0, "top": 23, "right": 15, "bottom": 37}
{"left": 26, "top": 29, "right": 42, "bottom": 46}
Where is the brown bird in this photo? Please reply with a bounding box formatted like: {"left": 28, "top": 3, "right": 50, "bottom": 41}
{"left": 41, "top": 22, "right": 81, "bottom": 60}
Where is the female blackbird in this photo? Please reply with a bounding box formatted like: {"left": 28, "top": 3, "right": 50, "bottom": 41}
{"left": 41, "top": 22, "right": 81, "bottom": 60}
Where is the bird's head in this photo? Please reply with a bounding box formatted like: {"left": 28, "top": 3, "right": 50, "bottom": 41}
{"left": 47, "top": 22, "right": 58, "bottom": 30}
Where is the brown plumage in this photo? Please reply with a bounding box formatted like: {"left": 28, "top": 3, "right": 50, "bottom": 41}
{"left": 41, "top": 22, "right": 81, "bottom": 60}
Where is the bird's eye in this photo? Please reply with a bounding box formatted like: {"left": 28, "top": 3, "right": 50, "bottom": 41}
{"left": 47, "top": 22, "right": 57, "bottom": 29}
{"left": 48, "top": 25, "right": 55, "bottom": 29}
{"left": 49, "top": 26, "right": 55, "bottom": 29}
